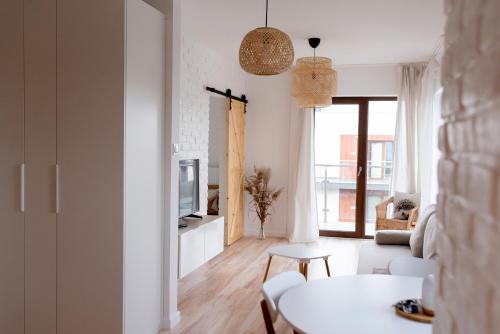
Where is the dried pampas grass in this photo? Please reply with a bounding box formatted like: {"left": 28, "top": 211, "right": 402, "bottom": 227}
{"left": 244, "top": 166, "right": 283, "bottom": 238}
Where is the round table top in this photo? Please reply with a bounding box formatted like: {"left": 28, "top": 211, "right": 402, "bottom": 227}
{"left": 267, "top": 244, "right": 331, "bottom": 261}
{"left": 278, "top": 275, "right": 431, "bottom": 334}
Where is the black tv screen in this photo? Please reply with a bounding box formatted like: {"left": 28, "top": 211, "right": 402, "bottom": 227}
{"left": 179, "top": 159, "right": 200, "bottom": 218}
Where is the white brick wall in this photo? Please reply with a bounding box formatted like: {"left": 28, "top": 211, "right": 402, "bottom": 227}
{"left": 435, "top": 0, "right": 500, "bottom": 333}
{"left": 179, "top": 41, "right": 220, "bottom": 214}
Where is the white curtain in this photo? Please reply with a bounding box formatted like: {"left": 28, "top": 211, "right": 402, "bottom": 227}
{"left": 418, "top": 57, "right": 442, "bottom": 208}
{"left": 287, "top": 101, "right": 319, "bottom": 242}
{"left": 391, "top": 64, "right": 426, "bottom": 194}
{"left": 391, "top": 60, "right": 442, "bottom": 208}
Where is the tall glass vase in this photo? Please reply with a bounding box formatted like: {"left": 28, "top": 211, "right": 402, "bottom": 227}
{"left": 258, "top": 219, "right": 266, "bottom": 240}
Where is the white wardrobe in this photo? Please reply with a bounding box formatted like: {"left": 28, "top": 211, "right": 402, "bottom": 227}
{"left": 0, "top": 1, "right": 166, "bottom": 333}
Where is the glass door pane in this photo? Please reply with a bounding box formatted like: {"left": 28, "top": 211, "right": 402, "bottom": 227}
{"left": 365, "top": 100, "right": 397, "bottom": 236}
{"left": 315, "top": 104, "right": 359, "bottom": 233}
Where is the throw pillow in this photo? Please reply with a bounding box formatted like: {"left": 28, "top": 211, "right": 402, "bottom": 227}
{"left": 409, "top": 204, "right": 437, "bottom": 258}
{"left": 393, "top": 192, "right": 420, "bottom": 220}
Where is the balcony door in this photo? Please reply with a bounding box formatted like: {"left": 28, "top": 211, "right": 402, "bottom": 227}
{"left": 315, "top": 97, "right": 397, "bottom": 238}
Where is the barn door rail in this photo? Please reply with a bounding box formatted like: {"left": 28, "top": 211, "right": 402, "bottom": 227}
{"left": 205, "top": 86, "right": 248, "bottom": 113}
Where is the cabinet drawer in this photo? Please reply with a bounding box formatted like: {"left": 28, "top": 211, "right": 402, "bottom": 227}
{"left": 178, "top": 229, "right": 205, "bottom": 278}
{"left": 204, "top": 218, "right": 224, "bottom": 261}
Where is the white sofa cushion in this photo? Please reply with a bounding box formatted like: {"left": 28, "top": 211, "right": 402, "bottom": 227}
{"left": 409, "top": 204, "right": 437, "bottom": 257}
{"left": 357, "top": 241, "right": 412, "bottom": 275}
{"left": 423, "top": 213, "right": 438, "bottom": 259}
{"left": 375, "top": 230, "right": 412, "bottom": 245}
{"left": 388, "top": 256, "right": 436, "bottom": 277}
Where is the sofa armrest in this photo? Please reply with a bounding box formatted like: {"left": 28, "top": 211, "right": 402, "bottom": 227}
{"left": 375, "top": 230, "right": 412, "bottom": 245}
{"left": 388, "top": 256, "right": 436, "bottom": 278}
{"left": 376, "top": 196, "right": 394, "bottom": 219}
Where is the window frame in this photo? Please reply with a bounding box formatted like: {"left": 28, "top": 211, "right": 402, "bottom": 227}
{"left": 318, "top": 96, "right": 397, "bottom": 239}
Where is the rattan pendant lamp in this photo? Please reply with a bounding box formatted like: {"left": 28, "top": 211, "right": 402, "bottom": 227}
{"left": 239, "top": 0, "right": 294, "bottom": 75}
{"left": 292, "top": 38, "right": 337, "bottom": 108}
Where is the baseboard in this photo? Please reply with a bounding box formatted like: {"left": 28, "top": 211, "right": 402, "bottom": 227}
{"left": 161, "top": 310, "right": 180, "bottom": 330}
{"left": 244, "top": 228, "right": 288, "bottom": 238}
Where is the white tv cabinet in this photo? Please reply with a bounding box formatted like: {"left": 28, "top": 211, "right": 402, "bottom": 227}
{"left": 178, "top": 215, "right": 224, "bottom": 278}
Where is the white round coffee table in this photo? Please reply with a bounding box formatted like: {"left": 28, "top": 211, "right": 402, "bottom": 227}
{"left": 263, "top": 244, "right": 331, "bottom": 282}
{"left": 278, "top": 275, "right": 431, "bottom": 334}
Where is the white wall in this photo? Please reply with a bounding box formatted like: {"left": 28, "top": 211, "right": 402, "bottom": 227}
{"left": 244, "top": 73, "right": 292, "bottom": 237}
{"left": 244, "top": 64, "right": 400, "bottom": 237}
{"left": 336, "top": 64, "right": 399, "bottom": 96}
{"left": 124, "top": 0, "right": 164, "bottom": 333}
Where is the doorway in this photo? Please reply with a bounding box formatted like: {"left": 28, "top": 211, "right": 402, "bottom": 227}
{"left": 314, "top": 97, "right": 397, "bottom": 238}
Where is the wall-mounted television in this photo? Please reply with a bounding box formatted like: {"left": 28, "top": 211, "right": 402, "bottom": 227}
{"left": 178, "top": 159, "right": 200, "bottom": 218}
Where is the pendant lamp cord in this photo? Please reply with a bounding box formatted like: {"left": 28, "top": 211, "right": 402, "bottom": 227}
{"left": 312, "top": 48, "right": 316, "bottom": 78}
{"left": 265, "top": 0, "right": 268, "bottom": 27}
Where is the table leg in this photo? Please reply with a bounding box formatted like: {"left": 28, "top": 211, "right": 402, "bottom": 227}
{"left": 263, "top": 256, "right": 273, "bottom": 282}
{"left": 298, "top": 262, "right": 303, "bottom": 275}
{"left": 303, "top": 263, "right": 308, "bottom": 281}
{"left": 324, "top": 258, "right": 331, "bottom": 277}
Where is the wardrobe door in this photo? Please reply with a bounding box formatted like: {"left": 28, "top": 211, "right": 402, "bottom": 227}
{"left": 24, "top": 0, "right": 57, "bottom": 333}
{"left": 0, "top": 1, "right": 25, "bottom": 333}
{"left": 57, "top": 1, "right": 125, "bottom": 333}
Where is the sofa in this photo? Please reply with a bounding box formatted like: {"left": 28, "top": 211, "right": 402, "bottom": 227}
{"left": 357, "top": 204, "right": 438, "bottom": 275}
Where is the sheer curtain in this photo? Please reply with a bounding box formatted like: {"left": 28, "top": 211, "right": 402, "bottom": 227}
{"left": 287, "top": 101, "right": 319, "bottom": 242}
{"left": 391, "top": 64, "right": 426, "bottom": 194}
{"left": 391, "top": 60, "right": 442, "bottom": 207}
{"left": 418, "top": 57, "right": 442, "bottom": 208}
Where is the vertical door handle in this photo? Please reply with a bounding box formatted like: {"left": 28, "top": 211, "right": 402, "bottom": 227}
{"left": 20, "top": 163, "right": 25, "bottom": 212}
{"left": 357, "top": 166, "right": 363, "bottom": 177}
{"left": 55, "top": 164, "right": 60, "bottom": 213}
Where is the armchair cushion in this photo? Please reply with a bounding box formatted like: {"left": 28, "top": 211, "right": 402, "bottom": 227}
{"left": 409, "top": 204, "right": 437, "bottom": 257}
{"left": 375, "top": 230, "right": 412, "bottom": 245}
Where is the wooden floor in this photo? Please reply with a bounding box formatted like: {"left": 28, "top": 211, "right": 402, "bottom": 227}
{"left": 161, "top": 236, "right": 364, "bottom": 334}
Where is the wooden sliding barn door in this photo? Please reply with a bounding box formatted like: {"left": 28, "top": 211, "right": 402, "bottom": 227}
{"left": 225, "top": 99, "right": 245, "bottom": 245}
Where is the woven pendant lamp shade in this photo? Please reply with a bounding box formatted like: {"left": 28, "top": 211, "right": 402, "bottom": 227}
{"left": 291, "top": 56, "right": 337, "bottom": 108}
{"left": 239, "top": 27, "right": 294, "bottom": 75}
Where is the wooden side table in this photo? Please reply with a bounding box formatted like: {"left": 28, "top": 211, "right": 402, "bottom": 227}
{"left": 263, "top": 244, "right": 332, "bottom": 282}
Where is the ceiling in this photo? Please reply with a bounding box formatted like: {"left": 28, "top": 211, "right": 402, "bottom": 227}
{"left": 182, "top": 0, "right": 445, "bottom": 65}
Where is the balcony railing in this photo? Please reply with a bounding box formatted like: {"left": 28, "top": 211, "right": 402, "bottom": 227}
{"left": 315, "top": 161, "right": 393, "bottom": 224}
